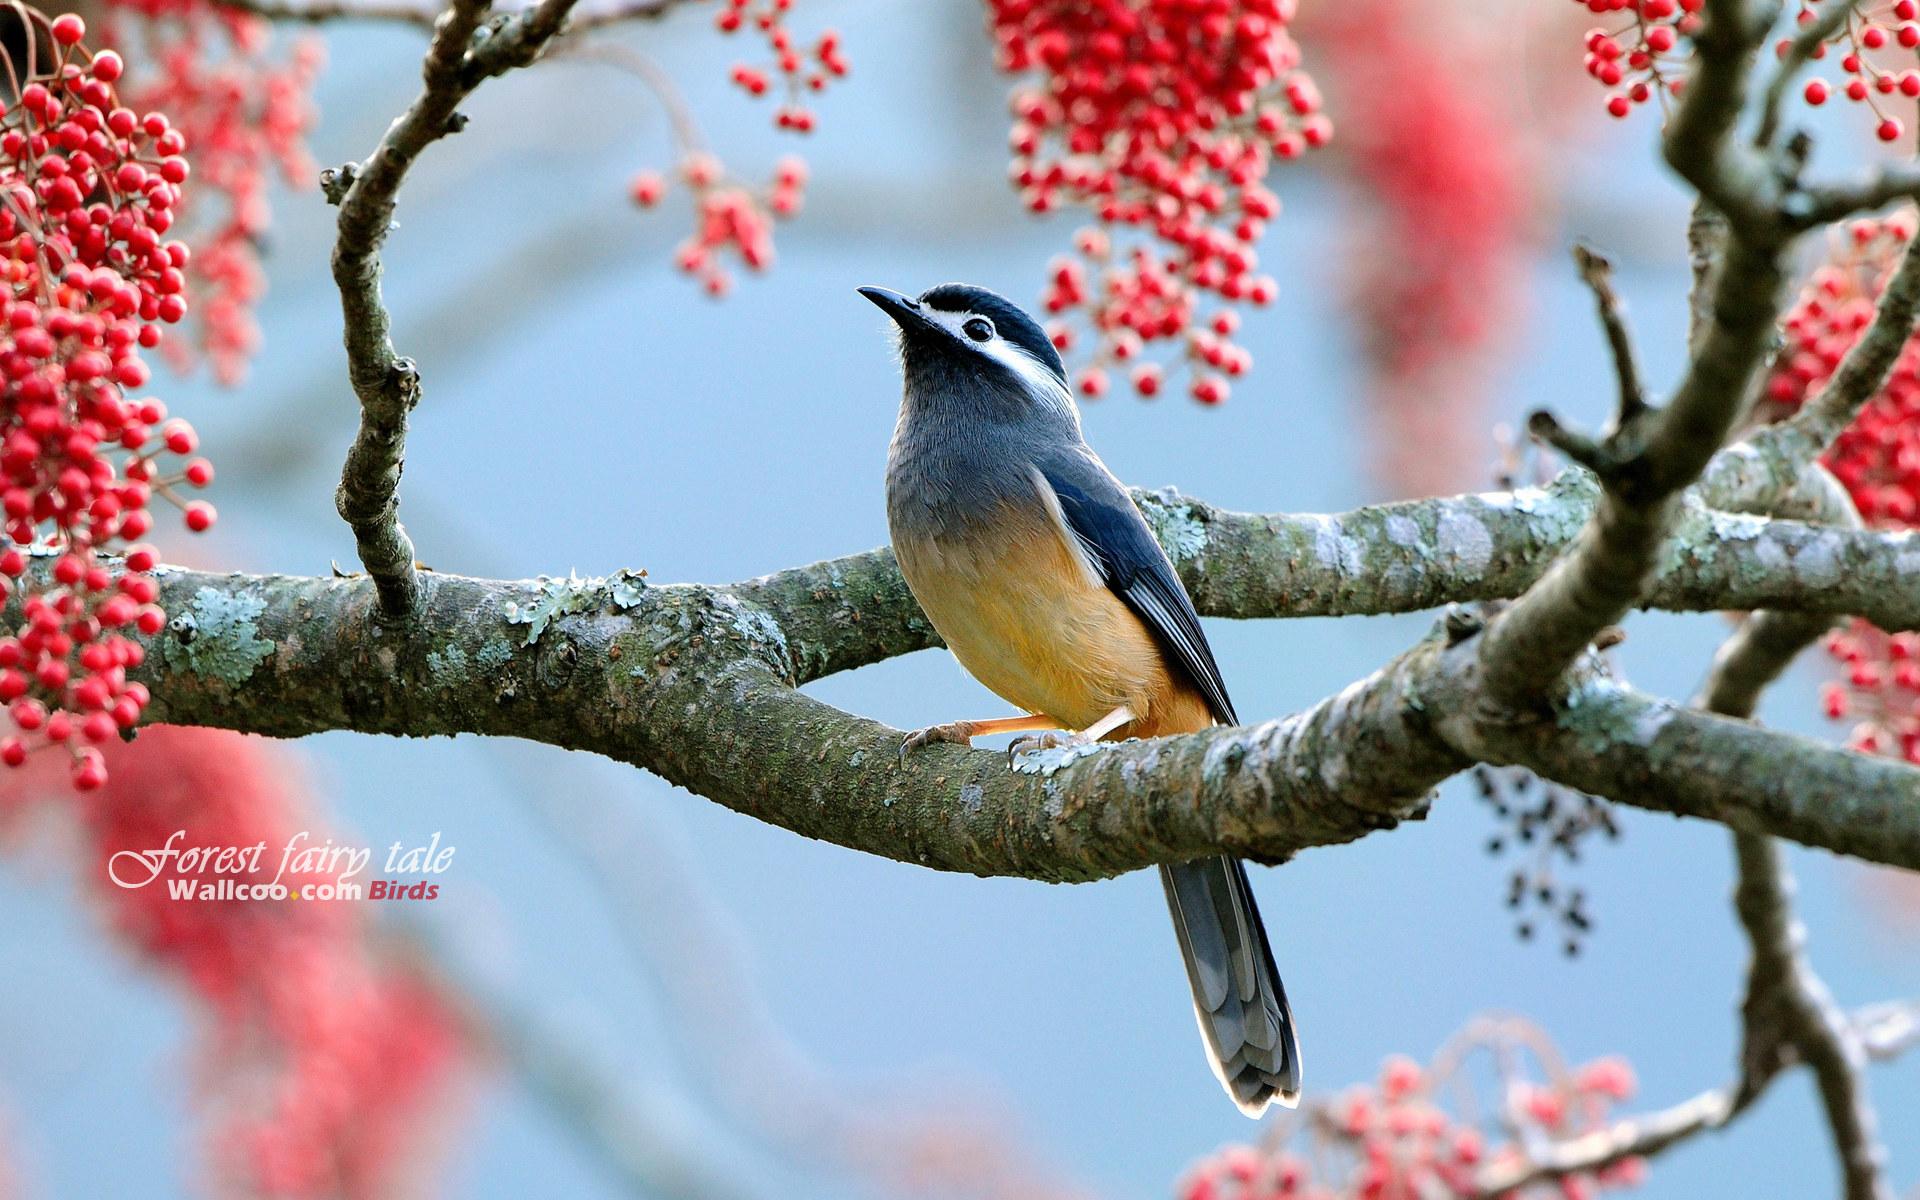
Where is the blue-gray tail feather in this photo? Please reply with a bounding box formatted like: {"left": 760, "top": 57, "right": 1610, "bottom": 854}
{"left": 1160, "top": 856, "right": 1301, "bottom": 1116}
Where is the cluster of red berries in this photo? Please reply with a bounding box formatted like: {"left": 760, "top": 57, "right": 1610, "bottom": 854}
{"left": 985, "top": 0, "right": 1329, "bottom": 404}
{"left": 1793, "top": 0, "right": 1920, "bottom": 142}
{"left": 628, "top": 3, "right": 837, "bottom": 295}
{"left": 0, "top": 726, "right": 470, "bottom": 1196}
{"left": 1575, "top": 0, "right": 1702, "bottom": 118}
{"left": 718, "top": 0, "right": 846, "bottom": 133}
{"left": 1316, "top": 0, "right": 1535, "bottom": 495}
{"left": 1767, "top": 216, "right": 1920, "bottom": 762}
{"left": 1177, "top": 1034, "right": 1643, "bottom": 1200}
{"left": 631, "top": 152, "right": 807, "bottom": 297}
{"left": 0, "top": 13, "right": 214, "bottom": 791}
{"left": 98, "top": 0, "right": 322, "bottom": 383}
{"left": 1578, "top": 0, "right": 1920, "bottom": 141}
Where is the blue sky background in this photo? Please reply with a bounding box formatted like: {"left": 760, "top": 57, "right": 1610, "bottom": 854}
{"left": 0, "top": 3, "right": 1914, "bottom": 1196}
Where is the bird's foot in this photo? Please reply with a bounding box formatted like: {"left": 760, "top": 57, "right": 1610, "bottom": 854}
{"left": 899, "top": 720, "right": 975, "bottom": 763}
{"left": 1006, "top": 729, "right": 1093, "bottom": 767}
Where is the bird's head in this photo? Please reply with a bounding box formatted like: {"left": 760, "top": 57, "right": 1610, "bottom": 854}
{"left": 859, "top": 282, "right": 1075, "bottom": 425}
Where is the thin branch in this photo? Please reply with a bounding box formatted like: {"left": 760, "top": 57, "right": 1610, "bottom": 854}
{"left": 1731, "top": 832, "right": 1890, "bottom": 1199}
{"left": 567, "top": 0, "right": 702, "bottom": 34}
{"left": 1755, "top": 0, "right": 1859, "bottom": 147}
{"left": 1479, "top": 0, "right": 1811, "bottom": 710}
{"left": 1573, "top": 242, "right": 1648, "bottom": 423}
{"left": 1768, "top": 228, "right": 1920, "bottom": 459}
{"left": 1790, "top": 161, "right": 1920, "bottom": 229}
{"left": 330, "top": 0, "right": 582, "bottom": 617}
{"left": 1467, "top": 999, "right": 1920, "bottom": 1197}
{"left": 214, "top": 0, "right": 439, "bottom": 24}
{"left": 213, "top": 0, "right": 693, "bottom": 29}
{"left": 1469, "top": 1088, "right": 1735, "bottom": 1197}
{"left": 1701, "top": 611, "right": 1892, "bottom": 1200}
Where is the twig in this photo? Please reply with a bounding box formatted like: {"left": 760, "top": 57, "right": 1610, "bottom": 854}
{"left": 1730, "top": 830, "right": 1891, "bottom": 1200}
{"left": 214, "top": 0, "right": 693, "bottom": 29}
{"left": 330, "top": 0, "right": 583, "bottom": 616}
{"left": 1767, "top": 227, "right": 1920, "bottom": 458}
{"left": 1572, "top": 243, "right": 1648, "bottom": 423}
{"left": 1469, "top": 1087, "right": 1735, "bottom": 1196}
{"left": 1790, "top": 162, "right": 1920, "bottom": 229}
{"left": 215, "top": 0, "right": 439, "bottom": 25}
{"left": 1465, "top": 997, "right": 1919, "bottom": 1198}
{"left": 1755, "top": 0, "right": 1859, "bottom": 147}
{"left": 1481, "top": 0, "right": 1823, "bottom": 709}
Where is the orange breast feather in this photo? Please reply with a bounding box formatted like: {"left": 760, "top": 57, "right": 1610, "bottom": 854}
{"left": 894, "top": 491, "right": 1212, "bottom": 738}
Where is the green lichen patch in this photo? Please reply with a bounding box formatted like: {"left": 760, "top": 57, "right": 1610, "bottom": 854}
{"left": 159, "top": 587, "right": 275, "bottom": 685}
{"left": 1135, "top": 487, "right": 1208, "bottom": 563}
{"left": 502, "top": 568, "right": 650, "bottom": 646}
{"left": 426, "top": 644, "right": 469, "bottom": 679}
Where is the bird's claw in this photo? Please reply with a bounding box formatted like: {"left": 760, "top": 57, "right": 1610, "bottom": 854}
{"left": 899, "top": 721, "right": 973, "bottom": 764}
{"left": 1007, "top": 730, "right": 1090, "bottom": 767}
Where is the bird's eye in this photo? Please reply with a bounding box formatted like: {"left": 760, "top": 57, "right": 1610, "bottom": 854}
{"left": 962, "top": 318, "right": 994, "bottom": 342}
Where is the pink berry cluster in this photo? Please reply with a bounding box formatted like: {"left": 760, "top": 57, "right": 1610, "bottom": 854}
{"left": 96, "top": 0, "right": 322, "bottom": 383}
{"left": 985, "top": 0, "right": 1330, "bottom": 405}
{"left": 626, "top": 2, "right": 838, "bottom": 295}
{"left": 631, "top": 152, "right": 808, "bottom": 297}
{"left": 1793, "top": 0, "right": 1920, "bottom": 142}
{"left": 0, "top": 12, "right": 215, "bottom": 791}
{"left": 1575, "top": 0, "right": 1702, "bottom": 118}
{"left": 1176, "top": 1032, "right": 1644, "bottom": 1200}
{"left": 1769, "top": 216, "right": 1920, "bottom": 761}
{"left": 1578, "top": 0, "right": 1920, "bottom": 140}
{"left": 717, "top": 0, "right": 847, "bottom": 133}
{"left": 0, "top": 726, "right": 472, "bottom": 1196}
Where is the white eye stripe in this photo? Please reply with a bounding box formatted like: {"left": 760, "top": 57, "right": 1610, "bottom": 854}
{"left": 923, "top": 306, "right": 1079, "bottom": 420}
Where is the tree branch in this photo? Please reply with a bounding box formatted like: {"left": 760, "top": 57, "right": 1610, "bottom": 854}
{"left": 215, "top": 0, "right": 691, "bottom": 30}
{"left": 1754, "top": 0, "right": 1858, "bottom": 148}
{"left": 1766, "top": 227, "right": 1920, "bottom": 461}
{"left": 329, "top": 0, "right": 582, "bottom": 617}
{"left": 83, "top": 525, "right": 1920, "bottom": 880}
{"left": 1471, "top": 997, "right": 1920, "bottom": 1195}
{"left": 1476, "top": 0, "right": 1916, "bottom": 714}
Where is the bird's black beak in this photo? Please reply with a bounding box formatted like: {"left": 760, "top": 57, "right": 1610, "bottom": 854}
{"left": 858, "top": 286, "right": 937, "bottom": 335}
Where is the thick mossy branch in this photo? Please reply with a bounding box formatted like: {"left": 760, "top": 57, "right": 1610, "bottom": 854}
{"left": 132, "top": 568, "right": 1457, "bottom": 882}
{"left": 88, "top": 471, "right": 1920, "bottom": 882}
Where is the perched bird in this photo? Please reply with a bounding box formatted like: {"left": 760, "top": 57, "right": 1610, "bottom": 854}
{"left": 861, "top": 281, "right": 1301, "bottom": 1115}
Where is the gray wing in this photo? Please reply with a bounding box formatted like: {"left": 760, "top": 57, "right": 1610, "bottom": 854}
{"left": 1036, "top": 448, "right": 1238, "bottom": 725}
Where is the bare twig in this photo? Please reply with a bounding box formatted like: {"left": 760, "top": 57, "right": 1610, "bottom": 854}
{"left": 1765, "top": 228, "right": 1920, "bottom": 459}
{"left": 215, "top": 0, "right": 439, "bottom": 25}
{"left": 1791, "top": 162, "right": 1920, "bottom": 229}
{"left": 215, "top": 0, "right": 692, "bottom": 29}
{"left": 1755, "top": 0, "right": 1859, "bottom": 147}
{"left": 330, "top": 0, "right": 583, "bottom": 616}
{"left": 1470, "top": 1088, "right": 1735, "bottom": 1197}
{"left": 1572, "top": 243, "right": 1648, "bottom": 422}
{"left": 1730, "top": 831, "right": 1890, "bottom": 1200}
{"left": 1466, "top": 998, "right": 1919, "bottom": 1198}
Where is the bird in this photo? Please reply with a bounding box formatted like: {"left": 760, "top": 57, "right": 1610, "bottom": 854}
{"left": 860, "top": 280, "right": 1301, "bottom": 1116}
